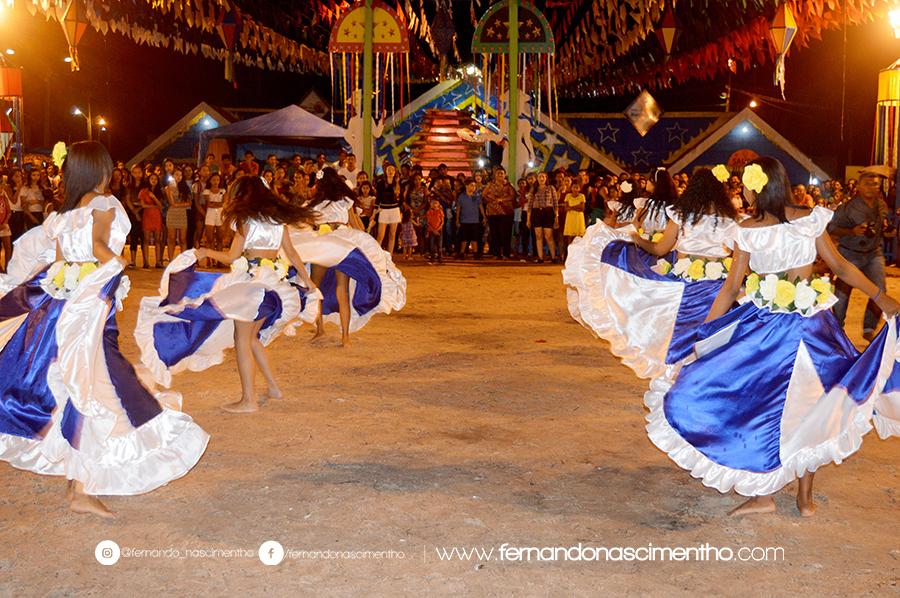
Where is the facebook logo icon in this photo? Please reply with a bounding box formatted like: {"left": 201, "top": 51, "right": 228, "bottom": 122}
{"left": 258, "top": 541, "right": 285, "bottom": 565}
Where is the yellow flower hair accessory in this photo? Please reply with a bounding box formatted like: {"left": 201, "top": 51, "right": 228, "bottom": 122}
{"left": 52, "top": 142, "right": 68, "bottom": 169}
{"left": 712, "top": 164, "right": 730, "bottom": 183}
{"left": 741, "top": 163, "right": 768, "bottom": 194}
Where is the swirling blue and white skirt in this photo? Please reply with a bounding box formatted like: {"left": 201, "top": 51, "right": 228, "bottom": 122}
{"left": 563, "top": 221, "right": 724, "bottom": 379}
{"left": 645, "top": 301, "right": 900, "bottom": 496}
{"left": 135, "top": 250, "right": 319, "bottom": 388}
{"left": 0, "top": 261, "right": 209, "bottom": 495}
{"left": 289, "top": 227, "right": 407, "bottom": 333}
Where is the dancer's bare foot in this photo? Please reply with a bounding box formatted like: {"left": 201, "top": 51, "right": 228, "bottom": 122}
{"left": 310, "top": 328, "right": 326, "bottom": 342}
{"left": 261, "top": 387, "right": 283, "bottom": 402}
{"left": 70, "top": 493, "right": 115, "bottom": 518}
{"left": 66, "top": 480, "right": 75, "bottom": 502}
{"left": 796, "top": 493, "right": 816, "bottom": 517}
{"left": 797, "top": 473, "right": 816, "bottom": 517}
{"left": 221, "top": 398, "right": 259, "bottom": 413}
{"left": 341, "top": 335, "right": 351, "bottom": 347}
{"left": 729, "top": 496, "right": 776, "bottom": 517}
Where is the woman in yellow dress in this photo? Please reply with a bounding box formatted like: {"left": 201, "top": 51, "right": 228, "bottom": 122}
{"left": 562, "top": 188, "right": 586, "bottom": 260}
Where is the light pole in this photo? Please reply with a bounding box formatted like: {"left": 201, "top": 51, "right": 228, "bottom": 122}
{"left": 96, "top": 115, "right": 110, "bottom": 153}
{"left": 72, "top": 104, "right": 92, "bottom": 140}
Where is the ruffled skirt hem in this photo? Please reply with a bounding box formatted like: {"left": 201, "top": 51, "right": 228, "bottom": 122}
{"left": 644, "top": 368, "right": 880, "bottom": 497}
{"left": 0, "top": 406, "right": 209, "bottom": 496}
{"left": 562, "top": 221, "right": 678, "bottom": 379}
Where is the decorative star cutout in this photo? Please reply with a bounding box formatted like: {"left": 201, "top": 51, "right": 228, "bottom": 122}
{"left": 631, "top": 147, "right": 653, "bottom": 167}
{"left": 554, "top": 150, "right": 576, "bottom": 171}
{"left": 597, "top": 122, "right": 619, "bottom": 144}
{"left": 380, "top": 129, "right": 399, "bottom": 149}
{"left": 666, "top": 122, "right": 690, "bottom": 145}
{"left": 542, "top": 130, "right": 560, "bottom": 148}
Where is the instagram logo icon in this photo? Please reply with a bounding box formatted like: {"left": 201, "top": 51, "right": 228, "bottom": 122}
{"left": 95, "top": 540, "right": 121, "bottom": 566}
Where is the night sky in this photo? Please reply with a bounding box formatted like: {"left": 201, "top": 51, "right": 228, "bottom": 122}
{"left": 3, "top": 5, "right": 899, "bottom": 177}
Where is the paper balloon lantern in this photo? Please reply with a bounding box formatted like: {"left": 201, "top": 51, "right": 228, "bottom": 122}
{"left": 656, "top": 7, "right": 677, "bottom": 58}
{"left": 770, "top": 3, "right": 797, "bottom": 98}
{"left": 60, "top": 0, "right": 90, "bottom": 72}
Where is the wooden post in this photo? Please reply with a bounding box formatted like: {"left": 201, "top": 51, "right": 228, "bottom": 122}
{"left": 507, "top": 0, "right": 519, "bottom": 183}
{"left": 362, "top": 0, "right": 375, "bottom": 175}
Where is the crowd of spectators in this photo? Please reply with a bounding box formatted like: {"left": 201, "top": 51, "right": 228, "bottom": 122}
{"left": 0, "top": 150, "right": 892, "bottom": 272}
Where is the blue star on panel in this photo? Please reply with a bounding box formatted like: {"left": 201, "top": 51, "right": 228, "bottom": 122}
{"left": 666, "top": 122, "right": 690, "bottom": 145}
{"left": 597, "top": 122, "right": 619, "bottom": 144}
{"left": 631, "top": 147, "right": 653, "bottom": 167}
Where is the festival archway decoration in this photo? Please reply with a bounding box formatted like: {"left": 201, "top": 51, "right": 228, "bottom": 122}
{"left": 0, "top": 65, "right": 23, "bottom": 165}
{"left": 328, "top": 0, "right": 410, "bottom": 127}
{"left": 471, "top": 0, "right": 555, "bottom": 181}
{"left": 875, "top": 59, "right": 900, "bottom": 171}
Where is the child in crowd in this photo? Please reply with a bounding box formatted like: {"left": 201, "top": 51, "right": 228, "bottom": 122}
{"left": 425, "top": 197, "right": 444, "bottom": 264}
{"left": 139, "top": 173, "right": 165, "bottom": 268}
{"left": 356, "top": 180, "right": 376, "bottom": 231}
{"left": 456, "top": 178, "right": 485, "bottom": 259}
{"left": 562, "top": 185, "right": 587, "bottom": 259}
{"left": 202, "top": 173, "right": 226, "bottom": 267}
{"left": 399, "top": 206, "right": 418, "bottom": 260}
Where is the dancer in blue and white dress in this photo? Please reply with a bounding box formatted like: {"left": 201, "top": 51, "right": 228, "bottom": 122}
{"left": 136, "top": 176, "right": 321, "bottom": 413}
{"left": 645, "top": 157, "right": 900, "bottom": 517}
{"left": 634, "top": 167, "right": 678, "bottom": 238}
{"left": 564, "top": 169, "right": 739, "bottom": 379}
{"left": 0, "top": 141, "right": 208, "bottom": 517}
{"left": 291, "top": 167, "right": 406, "bottom": 346}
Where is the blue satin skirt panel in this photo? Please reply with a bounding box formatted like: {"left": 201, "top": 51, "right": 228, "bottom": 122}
{"left": 319, "top": 248, "right": 382, "bottom": 317}
{"left": 600, "top": 240, "right": 722, "bottom": 365}
{"left": 664, "top": 302, "right": 889, "bottom": 473}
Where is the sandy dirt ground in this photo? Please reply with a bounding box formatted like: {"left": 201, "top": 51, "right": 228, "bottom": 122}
{"left": 0, "top": 260, "right": 898, "bottom": 597}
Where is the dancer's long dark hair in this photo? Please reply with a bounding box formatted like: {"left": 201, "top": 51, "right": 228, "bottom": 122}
{"left": 617, "top": 184, "right": 639, "bottom": 222}
{"left": 60, "top": 141, "right": 114, "bottom": 213}
{"left": 673, "top": 168, "right": 737, "bottom": 227}
{"left": 644, "top": 167, "right": 677, "bottom": 225}
{"left": 748, "top": 157, "right": 793, "bottom": 223}
{"left": 223, "top": 176, "right": 317, "bottom": 230}
{"left": 307, "top": 167, "right": 357, "bottom": 209}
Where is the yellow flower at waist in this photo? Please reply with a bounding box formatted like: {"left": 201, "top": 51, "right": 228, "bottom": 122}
{"left": 745, "top": 273, "right": 760, "bottom": 294}
{"left": 52, "top": 267, "right": 66, "bottom": 288}
{"left": 742, "top": 163, "right": 768, "bottom": 193}
{"left": 317, "top": 224, "right": 333, "bottom": 236}
{"left": 816, "top": 292, "right": 832, "bottom": 305}
{"left": 712, "top": 164, "right": 730, "bottom": 183}
{"left": 723, "top": 257, "right": 733, "bottom": 272}
{"left": 687, "top": 259, "right": 705, "bottom": 281}
{"left": 79, "top": 262, "right": 98, "bottom": 279}
{"left": 651, "top": 232, "right": 664, "bottom": 243}
{"left": 810, "top": 277, "right": 832, "bottom": 295}
{"left": 259, "top": 258, "right": 275, "bottom": 269}
{"left": 773, "top": 279, "right": 796, "bottom": 308}
{"left": 652, "top": 259, "right": 672, "bottom": 275}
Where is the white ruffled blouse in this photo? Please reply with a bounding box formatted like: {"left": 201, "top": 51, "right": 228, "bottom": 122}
{"left": 43, "top": 194, "right": 129, "bottom": 262}
{"left": 241, "top": 219, "right": 284, "bottom": 251}
{"left": 314, "top": 198, "right": 354, "bottom": 225}
{"left": 665, "top": 206, "right": 738, "bottom": 259}
{"left": 737, "top": 206, "right": 832, "bottom": 274}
